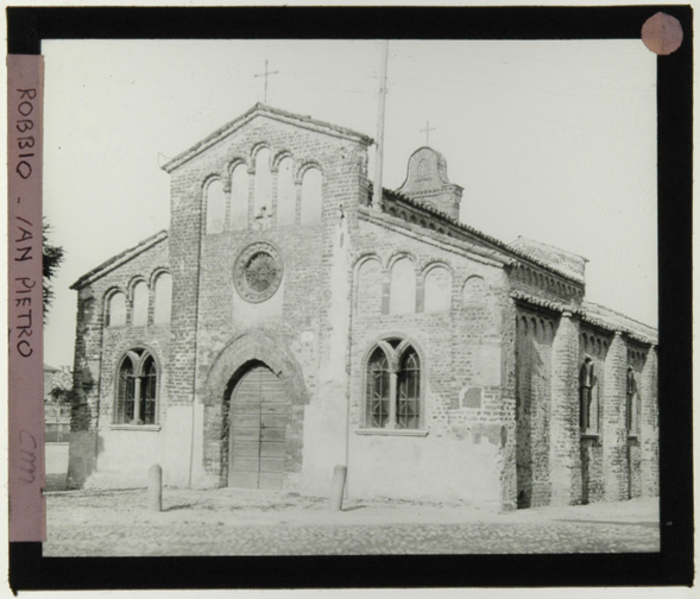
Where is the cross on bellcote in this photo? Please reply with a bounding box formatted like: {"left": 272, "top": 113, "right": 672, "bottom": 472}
{"left": 420, "top": 121, "right": 436, "bottom": 146}
{"left": 254, "top": 60, "right": 280, "bottom": 104}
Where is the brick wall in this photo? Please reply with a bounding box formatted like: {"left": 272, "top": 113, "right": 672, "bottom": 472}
{"left": 602, "top": 332, "right": 628, "bottom": 501}
{"left": 509, "top": 262, "right": 584, "bottom": 307}
{"left": 70, "top": 107, "right": 659, "bottom": 504}
{"left": 579, "top": 327, "right": 612, "bottom": 503}
{"left": 165, "top": 113, "right": 369, "bottom": 489}
{"left": 640, "top": 346, "right": 659, "bottom": 496}
{"left": 346, "top": 215, "right": 512, "bottom": 503}
{"left": 70, "top": 238, "right": 170, "bottom": 484}
{"left": 515, "top": 308, "right": 557, "bottom": 507}
{"left": 512, "top": 303, "right": 659, "bottom": 508}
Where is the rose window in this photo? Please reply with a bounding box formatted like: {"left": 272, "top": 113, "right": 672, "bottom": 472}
{"left": 233, "top": 242, "right": 283, "bottom": 303}
{"left": 245, "top": 252, "right": 279, "bottom": 293}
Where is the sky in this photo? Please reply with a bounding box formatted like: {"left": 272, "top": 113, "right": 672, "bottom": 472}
{"left": 42, "top": 39, "right": 658, "bottom": 368}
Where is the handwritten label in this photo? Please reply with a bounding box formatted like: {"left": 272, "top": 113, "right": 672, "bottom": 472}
{"left": 8, "top": 54, "right": 46, "bottom": 542}
{"left": 19, "top": 429, "right": 38, "bottom": 484}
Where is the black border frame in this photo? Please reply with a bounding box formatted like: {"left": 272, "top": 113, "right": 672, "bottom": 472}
{"left": 7, "top": 4, "right": 693, "bottom": 590}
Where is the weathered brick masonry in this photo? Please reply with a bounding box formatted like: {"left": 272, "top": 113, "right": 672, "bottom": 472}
{"left": 69, "top": 233, "right": 170, "bottom": 488}
{"left": 69, "top": 104, "right": 658, "bottom": 507}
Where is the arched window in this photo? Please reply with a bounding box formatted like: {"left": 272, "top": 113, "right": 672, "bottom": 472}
{"left": 153, "top": 272, "right": 172, "bottom": 324}
{"left": 254, "top": 148, "right": 272, "bottom": 220}
{"left": 276, "top": 156, "right": 296, "bottom": 226}
{"left": 205, "top": 179, "right": 226, "bottom": 234}
{"left": 390, "top": 257, "right": 416, "bottom": 315}
{"left": 230, "top": 163, "right": 249, "bottom": 230}
{"left": 115, "top": 349, "right": 158, "bottom": 425}
{"left": 424, "top": 266, "right": 452, "bottom": 313}
{"left": 142, "top": 355, "right": 158, "bottom": 425}
{"left": 579, "top": 355, "right": 598, "bottom": 433}
{"left": 300, "top": 167, "right": 323, "bottom": 225}
{"left": 367, "top": 347, "right": 390, "bottom": 428}
{"left": 397, "top": 349, "right": 420, "bottom": 429}
{"left": 626, "top": 367, "right": 639, "bottom": 434}
{"left": 107, "top": 291, "right": 127, "bottom": 327}
{"left": 132, "top": 281, "right": 149, "bottom": 326}
{"left": 116, "top": 355, "right": 136, "bottom": 424}
{"left": 365, "top": 341, "right": 422, "bottom": 430}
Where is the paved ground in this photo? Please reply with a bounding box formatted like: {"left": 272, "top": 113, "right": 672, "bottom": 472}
{"left": 43, "top": 488, "right": 660, "bottom": 556}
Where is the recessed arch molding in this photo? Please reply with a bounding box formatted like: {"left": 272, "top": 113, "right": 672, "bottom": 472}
{"left": 203, "top": 330, "right": 309, "bottom": 407}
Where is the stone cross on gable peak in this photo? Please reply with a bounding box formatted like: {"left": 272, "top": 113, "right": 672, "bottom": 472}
{"left": 420, "top": 121, "right": 436, "bottom": 146}
{"left": 254, "top": 59, "right": 280, "bottom": 104}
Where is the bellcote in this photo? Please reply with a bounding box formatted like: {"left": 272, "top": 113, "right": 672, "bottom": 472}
{"left": 396, "top": 147, "right": 463, "bottom": 221}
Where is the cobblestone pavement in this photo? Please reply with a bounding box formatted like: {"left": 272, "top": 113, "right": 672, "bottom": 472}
{"left": 43, "top": 488, "right": 660, "bottom": 556}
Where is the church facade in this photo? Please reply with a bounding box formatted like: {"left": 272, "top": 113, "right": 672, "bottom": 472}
{"left": 69, "top": 104, "right": 658, "bottom": 509}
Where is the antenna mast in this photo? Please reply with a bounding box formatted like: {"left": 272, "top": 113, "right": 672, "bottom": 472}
{"left": 372, "top": 41, "right": 389, "bottom": 211}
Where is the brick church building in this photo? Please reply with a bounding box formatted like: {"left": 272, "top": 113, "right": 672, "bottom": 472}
{"left": 69, "top": 104, "right": 658, "bottom": 509}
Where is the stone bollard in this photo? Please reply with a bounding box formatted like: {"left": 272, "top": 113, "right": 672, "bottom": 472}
{"left": 328, "top": 465, "right": 347, "bottom": 511}
{"left": 148, "top": 464, "right": 162, "bottom": 512}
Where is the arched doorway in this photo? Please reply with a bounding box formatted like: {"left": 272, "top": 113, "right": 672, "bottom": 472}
{"left": 228, "top": 363, "right": 289, "bottom": 490}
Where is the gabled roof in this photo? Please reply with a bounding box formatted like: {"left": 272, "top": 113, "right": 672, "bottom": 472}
{"left": 372, "top": 184, "right": 585, "bottom": 285}
{"left": 71, "top": 231, "right": 168, "bottom": 290}
{"left": 508, "top": 236, "right": 588, "bottom": 281}
{"left": 510, "top": 290, "right": 657, "bottom": 345}
{"left": 581, "top": 301, "right": 658, "bottom": 344}
{"left": 162, "top": 103, "right": 374, "bottom": 173}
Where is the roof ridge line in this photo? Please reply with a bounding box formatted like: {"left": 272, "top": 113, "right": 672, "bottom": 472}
{"left": 162, "top": 104, "right": 373, "bottom": 173}
{"left": 511, "top": 290, "right": 657, "bottom": 345}
{"left": 71, "top": 230, "right": 168, "bottom": 290}
{"left": 374, "top": 185, "right": 584, "bottom": 284}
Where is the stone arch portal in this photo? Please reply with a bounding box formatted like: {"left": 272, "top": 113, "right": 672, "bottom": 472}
{"left": 202, "top": 331, "right": 308, "bottom": 488}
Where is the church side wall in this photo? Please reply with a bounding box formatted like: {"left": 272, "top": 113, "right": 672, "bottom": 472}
{"left": 515, "top": 308, "right": 557, "bottom": 508}
{"left": 625, "top": 341, "right": 652, "bottom": 500}
{"left": 70, "top": 240, "right": 170, "bottom": 489}
{"left": 578, "top": 326, "right": 612, "bottom": 504}
{"left": 346, "top": 219, "right": 512, "bottom": 506}
{"left": 640, "top": 346, "right": 659, "bottom": 497}
{"left": 513, "top": 306, "right": 659, "bottom": 508}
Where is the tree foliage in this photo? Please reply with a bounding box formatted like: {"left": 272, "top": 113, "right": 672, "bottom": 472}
{"left": 43, "top": 219, "right": 65, "bottom": 319}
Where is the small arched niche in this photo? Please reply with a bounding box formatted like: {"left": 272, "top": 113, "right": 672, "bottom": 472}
{"left": 107, "top": 291, "right": 127, "bottom": 327}
{"left": 356, "top": 257, "right": 383, "bottom": 315}
{"left": 276, "top": 156, "right": 296, "bottom": 226}
{"left": 390, "top": 257, "right": 416, "bottom": 315}
{"left": 153, "top": 272, "right": 173, "bottom": 324}
{"left": 424, "top": 266, "right": 452, "bottom": 313}
{"left": 205, "top": 179, "right": 226, "bottom": 235}
{"left": 253, "top": 148, "right": 272, "bottom": 220}
{"left": 131, "top": 281, "right": 149, "bottom": 326}
{"left": 300, "top": 167, "right": 323, "bottom": 225}
{"left": 230, "top": 164, "right": 250, "bottom": 230}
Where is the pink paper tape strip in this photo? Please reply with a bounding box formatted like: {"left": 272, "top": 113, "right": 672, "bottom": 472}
{"left": 8, "top": 54, "right": 46, "bottom": 542}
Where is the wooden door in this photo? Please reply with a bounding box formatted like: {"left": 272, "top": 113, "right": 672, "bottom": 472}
{"left": 228, "top": 365, "right": 287, "bottom": 490}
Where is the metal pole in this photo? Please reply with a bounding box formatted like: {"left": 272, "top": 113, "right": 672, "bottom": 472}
{"left": 372, "top": 41, "right": 389, "bottom": 211}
